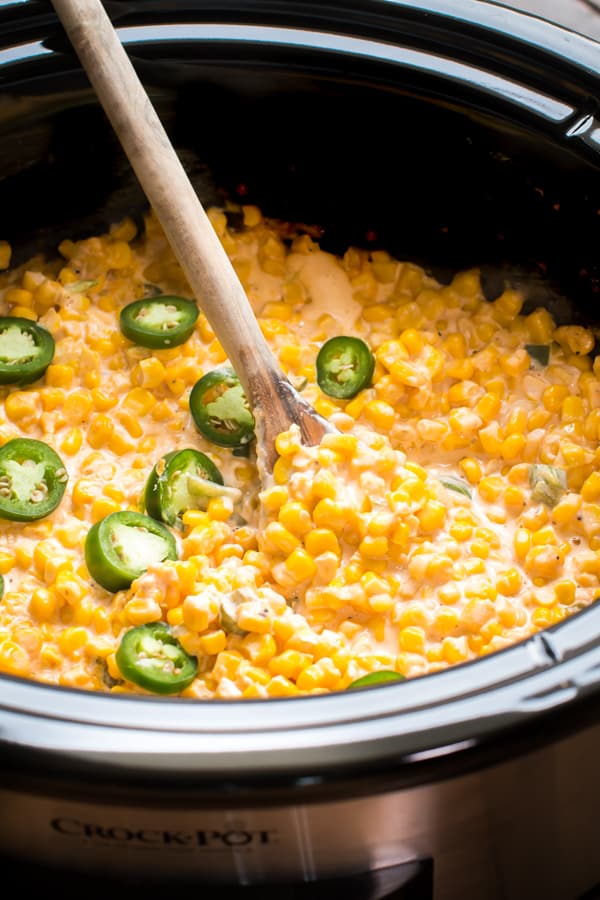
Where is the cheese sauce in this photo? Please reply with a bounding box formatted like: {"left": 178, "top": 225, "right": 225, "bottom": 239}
{"left": 0, "top": 205, "right": 597, "bottom": 698}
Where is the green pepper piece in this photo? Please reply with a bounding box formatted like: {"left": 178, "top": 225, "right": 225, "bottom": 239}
{"left": 144, "top": 448, "right": 240, "bottom": 531}
{"left": 0, "top": 317, "right": 55, "bottom": 385}
{"left": 528, "top": 464, "right": 567, "bottom": 508}
{"left": 65, "top": 280, "right": 98, "bottom": 294}
{"left": 0, "top": 574, "right": 4, "bottom": 600}
{"left": 347, "top": 670, "right": 405, "bottom": 690}
{"left": 189, "top": 367, "right": 255, "bottom": 448}
{"left": 220, "top": 604, "right": 247, "bottom": 635}
{"left": 316, "top": 336, "right": 375, "bottom": 399}
{"left": 84, "top": 510, "right": 178, "bottom": 592}
{"left": 220, "top": 590, "right": 250, "bottom": 636}
{"left": 116, "top": 622, "right": 197, "bottom": 695}
{"left": 525, "top": 344, "right": 550, "bottom": 367}
{"left": 0, "top": 438, "right": 68, "bottom": 521}
{"left": 437, "top": 475, "right": 472, "bottom": 498}
{"left": 119, "top": 296, "right": 199, "bottom": 349}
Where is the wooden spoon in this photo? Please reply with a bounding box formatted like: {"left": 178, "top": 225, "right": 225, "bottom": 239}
{"left": 50, "top": 0, "right": 332, "bottom": 474}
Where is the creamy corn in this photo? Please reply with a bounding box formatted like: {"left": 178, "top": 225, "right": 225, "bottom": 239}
{"left": 0, "top": 205, "right": 598, "bottom": 697}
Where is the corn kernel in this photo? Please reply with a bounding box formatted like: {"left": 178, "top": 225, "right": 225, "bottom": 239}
{"left": 58, "top": 626, "right": 88, "bottom": 657}
{"left": 197, "top": 630, "right": 228, "bottom": 656}
{"left": 264, "top": 521, "right": 301, "bottom": 555}
{"left": 418, "top": 501, "right": 446, "bottom": 533}
{"left": 0, "top": 240, "right": 12, "bottom": 269}
{"left": 495, "top": 568, "right": 521, "bottom": 596}
{"left": 60, "top": 428, "right": 83, "bottom": 455}
{"left": 273, "top": 456, "right": 292, "bottom": 485}
{"left": 514, "top": 528, "right": 532, "bottom": 560}
{"left": 359, "top": 535, "right": 389, "bottom": 558}
{"left": 282, "top": 547, "right": 317, "bottom": 583}
{"left": 399, "top": 626, "right": 426, "bottom": 655}
{"left": 30, "top": 587, "right": 59, "bottom": 621}
{"left": 0, "top": 552, "right": 15, "bottom": 575}
{"left": 5, "top": 391, "right": 39, "bottom": 422}
{"left": 278, "top": 501, "right": 313, "bottom": 537}
{"left": 581, "top": 471, "right": 600, "bottom": 503}
{"left": 542, "top": 384, "right": 570, "bottom": 414}
{"left": 554, "top": 580, "right": 576, "bottom": 605}
{"left": 442, "top": 636, "right": 468, "bottom": 664}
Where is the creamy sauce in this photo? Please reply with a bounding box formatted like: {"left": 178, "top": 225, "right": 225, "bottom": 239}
{"left": 287, "top": 251, "right": 363, "bottom": 328}
{"left": 0, "top": 205, "right": 596, "bottom": 697}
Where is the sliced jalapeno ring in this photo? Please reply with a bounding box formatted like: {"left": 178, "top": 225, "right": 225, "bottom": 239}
{"left": 316, "top": 335, "right": 375, "bottom": 399}
{"left": 189, "top": 367, "right": 255, "bottom": 448}
{"left": 119, "top": 295, "right": 199, "bottom": 349}
{"left": 116, "top": 622, "right": 197, "bottom": 695}
{"left": 347, "top": 670, "right": 405, "bottom": 690}
{"left": 144, "top": 448, "right": 240, "bottom": 531}
{"left": 84, "top": 510, "right": 178, "bottom": 592}
{"left": 0, "top": 438, "right": 68, "bottom": 521}
{"left": 0, "top": 317, "right": 55, "bottom": 385}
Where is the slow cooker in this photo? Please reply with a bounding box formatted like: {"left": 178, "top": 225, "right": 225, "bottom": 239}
{"left": 0, "top": 1, "right": 599, "bottom": 898}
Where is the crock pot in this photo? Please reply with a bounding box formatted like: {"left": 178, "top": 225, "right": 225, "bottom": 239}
{"left": 0, "top": 2, "right": 599, "bottom": 898}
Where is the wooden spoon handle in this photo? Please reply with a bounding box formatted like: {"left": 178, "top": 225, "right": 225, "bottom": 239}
{"left": 50, "top": 0, "right": 281, "bottom": 401}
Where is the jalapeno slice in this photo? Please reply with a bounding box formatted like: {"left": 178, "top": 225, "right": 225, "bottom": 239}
{"left": 84, "top": 510, "right": 178, "bottom": 592}
{"left": 347, "top": 670, "right": 405, "bottom": 690}
{"left": 0, "top": 317, "right": 55, "bottom": 385}
{"left": 0, "top": 438, "right": 68, "bottom": 521}
{"left": 119, "top": 295, "right": 199, "bottom": 349}
{"left": 316, "top": 335, "right": 375, "bottom": 399}
{"left": 144, "top": 448, "right": 232, "bottom": 530}
{"left": 116, "top": 622, "right": 197, "bottom": 695}
{"left": 189, "top": 367, "right": 255, "bottom": 448}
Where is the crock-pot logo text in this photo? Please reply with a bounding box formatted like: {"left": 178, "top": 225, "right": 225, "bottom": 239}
{"left": 51, "top": 818, "right": 278, "bottom": 848}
